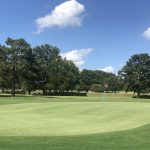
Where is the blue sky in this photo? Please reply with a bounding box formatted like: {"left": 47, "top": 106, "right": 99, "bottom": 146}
{"left": 0, "top": 0, "right": 150, "bottom": 73}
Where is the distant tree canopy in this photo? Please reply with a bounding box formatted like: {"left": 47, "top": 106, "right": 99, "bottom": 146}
{"left": 0, "top": 37, "right": 123, "bottom": 97}
{"left": 79, "top": 69, "right": 123, "bottom": 93}
{"left": 119, "top": 53, "right": 150, "bottom": 97}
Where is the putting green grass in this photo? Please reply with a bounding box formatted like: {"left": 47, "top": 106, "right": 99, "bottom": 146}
{"left": 0, "top": 93, "right": 150, "bottom": 149}
{"left": 0, "top": 102, "right": 150, "bottom": 136}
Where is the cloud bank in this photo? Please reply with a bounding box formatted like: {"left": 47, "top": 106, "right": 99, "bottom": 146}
{"left": 61, "top": 48, "right": 93, "bottom": 67}
{"left": 143, "top": 27, "right": 150, "bottom": 40}
{"left": 100, "top": 66, "right": 114, "bottom": 73}
{"left": 35, "top": 0, "right": 85, "bottom": 33}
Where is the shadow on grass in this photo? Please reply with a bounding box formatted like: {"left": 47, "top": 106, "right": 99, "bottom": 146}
{"left": 0, "top": 94, "right": 55, "bottom": 98}
{"left": 0, "top": 94, "right": 12, "bottom": 97}
{"left": 132, "top": 95, "right": 150, "bottom": 99}
{"left": 0, "top": 94, "right": 34, "bottom": 98}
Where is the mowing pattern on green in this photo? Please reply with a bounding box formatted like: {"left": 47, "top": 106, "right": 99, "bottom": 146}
{"left": 0, "top": 101, "right": 150, "bottom": 136}
{"left": 0, "top": 94, "right": 150, "bottom": 149}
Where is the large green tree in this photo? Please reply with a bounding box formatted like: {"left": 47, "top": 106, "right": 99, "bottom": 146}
{"left": 33, "top": 44, "right": 60, "bottom": 95}
{"left": 19, "top": 47, "right": 39, "bottom": 95}
{"left": 120, "top": 53, "right": 150, "bottom": 97}
{"left": 57, "top": 58, "right": 79, "bottom": 92}
{"left": 6, "top": 38, "right": 31, "bottom": 97}
{"left": 0, "top": 45, "right": 10, "bottom": 92}
{"left": 46, "top": 57, "right": 79, "bottom": 93}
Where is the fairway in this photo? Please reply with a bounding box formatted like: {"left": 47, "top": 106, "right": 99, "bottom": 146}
{"left": 0, "top": 94, "right": 150, "bottom": 150}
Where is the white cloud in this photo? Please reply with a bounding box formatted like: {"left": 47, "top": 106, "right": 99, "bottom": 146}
{"left": 61, "top": 48, "right": 93, "bottom": 67}
{"left": 143, "top": 27, "right": 150, "bottom": 40}
{"left": 35, "top": 0, "right": 85, "bottom": 33}
{"left": 100, "top": 66, "right": 114, "bottom": 73}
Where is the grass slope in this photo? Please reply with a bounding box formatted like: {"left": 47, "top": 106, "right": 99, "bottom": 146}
{"left": 0, "top": 93, "right": 150, "bottom": 149}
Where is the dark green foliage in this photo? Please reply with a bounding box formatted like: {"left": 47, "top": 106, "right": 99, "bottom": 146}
{"left": 79, "top": 69, "right": 122, "bottom": 93}
{"left": 0, "top": 38, "right": 80, "bottom": 96}
{"left": 120, "top": 53, "right": 150, "bottom": 97}
{"left": 33, "top": 44, "right": 60, "bottom": 95}
{"left": 104, "top": 75, "right": 123, "bottom": 92}
{"left": 0, "top": 45, "right": 11, "bottom": 91}
{"left": 5, "top": 38, "right": 31, "bottom": 97}
{"left": 33, "top": 45, "right": 79, "bottom": 95}
{"left": 91, "top": 84, "right": 104, "bottom": 92}
{"left": 20, "top": 48, "right": 39, "bottom": 95}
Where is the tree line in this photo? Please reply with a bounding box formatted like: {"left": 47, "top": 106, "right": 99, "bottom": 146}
{"left": 0, "top": 38, "right": 123, "bottom": 97}
{"left": 0, "top": 38, "right": 150, "bottom": 97}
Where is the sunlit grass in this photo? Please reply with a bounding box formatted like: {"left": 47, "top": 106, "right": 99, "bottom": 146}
{"left": 0, "top": 93, "right": 150, "bottom": 149}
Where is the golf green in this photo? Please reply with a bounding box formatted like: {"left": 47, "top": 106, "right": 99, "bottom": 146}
{"left": 0, "top": 100, "right": 150, "bottom": 136}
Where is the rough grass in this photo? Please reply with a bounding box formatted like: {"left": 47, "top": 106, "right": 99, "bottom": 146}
{"left": 0, "top": 93, "right": 150, "bottom": 149}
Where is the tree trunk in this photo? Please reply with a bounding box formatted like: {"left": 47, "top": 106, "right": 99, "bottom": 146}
{"left": 28, "top": 90, "right": 31, "bottom": 95}
{"left": 2, "top": 87, "right": 4, "bottom": 93}
{"left": 12, "top": 80, "right": 15, "bottom": 97}
{"left": 43, "top": 88, "right": 46, "bottom": 95}
{"left": 137, "top": 90, "right": 141, "bottom": 98}
{"left": 11, "top": 65, "right": 16, "bottom": 97}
